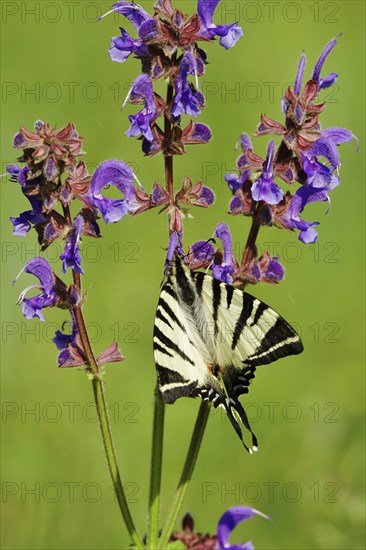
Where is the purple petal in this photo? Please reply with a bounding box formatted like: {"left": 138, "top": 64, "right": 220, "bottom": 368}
{"left": 198, "top": 0, "right": 243, "bottom": 49}
{"left": 239, "top": 133, "right": 252, "bottom": 152}
{"left": 111, "top": 1, "right": 152, "bottom": 30}
{"left": 265, "top": 259, "right": 284, "bottom": 282}
{"left": 307, "top": 137, "right": 339, "bottom": 169}
{"left": 93, "top": 196, "right": 129, "bottom": 224}
{"left": 60, "top": 215, "right": 84, "bottom": 274}
{"left": 53, "top": 314, "right": 77, "bottom": 350}
{"left": 321, "top": 127, "right": 354, "bottom": 145}
{"left": 294, "top": 52, "right": 306, "bottom": 95}
{"left": 172, "top": 53, "right": 203, "bottom": 117}
{"left": 198, "top": 186, "right": 215, "bottom": 207}
{"left": 166, "top": 231, "right": 180, "bottom": 267}
{"left": 229, "top": 195, "right": 244, "bottom": 215}
{"left": 189, "top": 123, "right": 212, "bottom": 144}
{"left": 217, "top": 23, "right": 243, "bottom": 49}
{"left": 212, "top": 263, "right": 234, "bottom": 284}
{"left": 190, "top": 240, "right": 215, "bottom": 263}
{"left": 217, "top": 507, "right": 270, "bottom": 550}
{"left": 214, "top": 222, "right": 233, "bottom": 267}
{"left": 319, "top": 72, "right": 338, "bottom": 90}
{"left": 139, "top": 18, "right": 158, "bottom": 41}
{"left": 10, "top": 195, "right": 44, "bottom": 236}
{"left": 109, "top": 34, "right": 134, "bottom": 63}
{"left": 24, "top": 258, "right": 54, "bottom": 294}
{"left": 197, "top": 0, "right": 221, "bottom": 29}
{"left": 251, "top": 176, "right": 284, "bottom": 205}
{"left": 129, "top": 74, "right": 155, "bottom": 109}
{"left": 263, "top": 140, "right": 275, "bottom": 175}
{"left": 19, "top": 258, "right": 57, "bottom": 321}
{"left": 89, "top": 160, "right": 134, "bottom": 223}
{"left": 225, "top": 172, "right": 247, "bottom": 194}
{"left": 312, "top": 36, "right": 338, "bottom": 83}
{"left": 126, "top": 111, "right": 155, "bottom": 141}
{"left": 126, "top": 75, "right": 157, "bottom": 140}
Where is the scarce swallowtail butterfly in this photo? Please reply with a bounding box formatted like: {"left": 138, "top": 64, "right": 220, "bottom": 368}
{"left": 154, "top": 255, "right": 303, "bottom": 453}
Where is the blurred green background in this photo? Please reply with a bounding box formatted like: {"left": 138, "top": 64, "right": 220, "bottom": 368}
{"left": 1, "top": 1, "right": 365, "bottom": 549}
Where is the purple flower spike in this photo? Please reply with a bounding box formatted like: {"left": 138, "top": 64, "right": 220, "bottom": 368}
{"left": 198, "top": 0, "right": 243, "bottom": 49}
{"left": 89, "top": 160, "right": 135, "bottom": 223}
{"left": 251, "top": 141, "right": 284, "bottom": 205}
{"left": 172, "top": 53, "right": 204, "bottom": 118}
{"left": 312, "top": 36, "right": 339, "bottom": 89}
{"left": 217, "top": 506, "right": 270, "bottom": 550}
{"left": 126, "top": 74, "right": 157, "bottom": 142}
{"left": 60, "top": 215, "right": 84, "bottom": 274}
{"left": 294, "top": 52, "right": 306, "bottom": 95}
{"left": 212, "top": 223, "right": 235, "bottom": 283}
{"left": 17, "top": 258, "right": 58, "bottom": 321}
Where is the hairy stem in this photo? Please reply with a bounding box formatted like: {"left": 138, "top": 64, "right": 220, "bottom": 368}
{"left": 148, "top": 389, "right": 165, "bottom": 548}
{"left": 158, "top": 400, "right": 211, "bottom": 549}
{"left": 63, "top": 206, "right": 144, "bottom": 549}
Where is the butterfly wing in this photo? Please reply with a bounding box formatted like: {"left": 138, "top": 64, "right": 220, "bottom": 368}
{"left": 193, "top": 270, "right": 303, "bottom": 450}
{"left": 154, "top": 279, "right": 220, "bottom": 404}
{"left": 153, "top": 256, "right": 303, "bottom": 452}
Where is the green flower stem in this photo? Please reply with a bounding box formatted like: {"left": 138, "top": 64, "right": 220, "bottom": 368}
{"left": 91, "top": 375, "right": 144, "bottom": 549}
{"left": 62, "top": 207, "right": 144, "bottom": 549}
{"left": 148, "top": 389, "right": 165, "bottom": 549}
{"left": 158, "top": 400, "right": 211, "bottom": 549}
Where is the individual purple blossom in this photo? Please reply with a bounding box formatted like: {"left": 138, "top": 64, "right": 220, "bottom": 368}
{"left": 212, "top": 223, "right": 235, "bottom": 284}
{"left": 7, "top": 164, "right": 29, "bottom": 185}
{"left": 53, "top": 311, "right": 86, "bottom": 368}
{"left": 225, "top": 171, "right": 250, "bottom": 194}
{"left": 262, "top": 256, "right": 284, "bottom": 283}
{"left": 321, "top": 127, "right": 354, "bottom": 144}
{"left": 294, "top": 52, "right": 306, "bottom": 95}
{"left": 60, "top": 215, "right": 84, "bottom": 274}
{"left": 54, "top": 312, "right": 124, "bottom": 368}
{"left": 251, "top": 141, "right": 284, "bottom": 205}
{"left": 10, "top": 195, "right": 45, "bottom": 237}
{"left": 216, "top": 506, "right": 270, "bottom": 550}
{"left": 198, "top": 0, "right": 243, "bottom": 49}
{"left": 104, "top": 2, "right": 155, "bottom": 63}
{"left": 165, "top": 231, "right": 185, "bottom": 270}
{"left": 125, "top": 75, "right": 158, "bottom": 142}
{"left": 7, "top": 164, "right": 46, "bottom": 236}
{"left": 172, "top": 53, "right": 205, "bottom": 118}
{"left": 189, "top": 240, "right": 215, "bottom": 267}
{"left": 89, "top": 160, "right": 137, "bottom": 223}
{"left": 15, "top": 258, "right": 61, "bottom": 321}
{"left": 312, "top": 36, "right": 339, "bottom": 90}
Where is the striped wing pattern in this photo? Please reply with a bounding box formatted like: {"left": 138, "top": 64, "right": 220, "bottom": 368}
{"left": 154, "top": 256, "right": 303, "bottom": 452}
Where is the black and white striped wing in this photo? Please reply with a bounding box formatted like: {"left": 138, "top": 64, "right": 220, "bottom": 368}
{"left": 153, "top": 281, "right": 210, "bottom": 404}
{"left": 194, "top": 271, "right": 303, "bottom": 373}
{"left": 153, "top": 256, "right": 303, "bottom": 451}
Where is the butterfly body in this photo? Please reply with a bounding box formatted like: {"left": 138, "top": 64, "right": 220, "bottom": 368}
{"left": 154, "top": 255, "right": 303, "bottom": 452}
